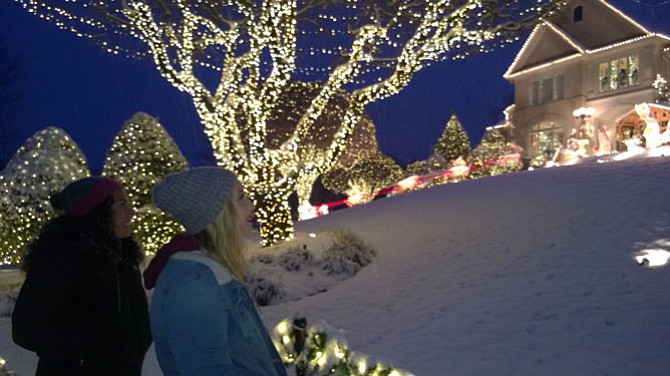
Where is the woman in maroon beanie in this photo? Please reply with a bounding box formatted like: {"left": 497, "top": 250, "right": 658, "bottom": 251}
{"left": 11, "top": 176, "right": 152, "bottom": 376}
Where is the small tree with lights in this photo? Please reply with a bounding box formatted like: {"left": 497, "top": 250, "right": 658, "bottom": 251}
{"left": 0, "top": 127, "right": 90, "bottom": 265}
{"left": 653, "top": 74, "right": 669, "bottom": 105}
{"left": 102, "top": 112, "right": 188, "bottom": 256}
{"left": 16, "top": 0, "right": 561, "bottom": 245}
{"left": 433, "top": 113, "right": 472, "bottom": 166}
{"left": 469, "top": 126, "right": 521, "bottom": 179}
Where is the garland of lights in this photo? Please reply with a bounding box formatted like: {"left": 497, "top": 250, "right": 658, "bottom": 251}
{"left": 13, "top": 0, "right": 562, "bottom": 246}
{"left": 273, "top": 316, "right": 415, "bottom": 376}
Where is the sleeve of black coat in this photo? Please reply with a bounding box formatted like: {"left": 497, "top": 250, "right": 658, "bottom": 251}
{"left": 12, "top": 257, "right": 87, "bottom": 360}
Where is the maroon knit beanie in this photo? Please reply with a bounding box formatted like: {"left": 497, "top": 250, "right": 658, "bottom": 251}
{"left": 50, "top": 177, "right": 123, "bottom": 218}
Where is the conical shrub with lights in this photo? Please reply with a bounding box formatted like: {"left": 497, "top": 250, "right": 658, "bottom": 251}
{"left": 469, "top": 127, "right": 522, "bottom": 179}
{"left": 102, "top": 112, "right": 188, "bottom": 256}
{"left": 0, "top": 127, "right": 90, "bottom": 265}
{"left": 433, "top": 114, "right": 472, "bottom": 167}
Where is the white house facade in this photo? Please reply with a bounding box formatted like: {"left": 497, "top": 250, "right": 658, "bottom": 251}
{"left": 504, "top": 0, "right": 670, "bottom": 163}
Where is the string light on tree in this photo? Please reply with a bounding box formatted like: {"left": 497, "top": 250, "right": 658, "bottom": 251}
{"left": 14, "top": 0, "right": 563, "bottom": 245}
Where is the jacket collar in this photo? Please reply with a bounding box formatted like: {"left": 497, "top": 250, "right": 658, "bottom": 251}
{"left": 170, "top": 251, "right": 234, "bottom": 285}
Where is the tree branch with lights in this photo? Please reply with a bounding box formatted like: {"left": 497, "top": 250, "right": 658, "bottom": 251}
{"left": 14, "top": 0, "right": 562, "bottom": 245}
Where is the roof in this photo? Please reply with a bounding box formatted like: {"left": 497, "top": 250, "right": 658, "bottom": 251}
{"left": 504, "top": 0, "right": 668, "bottom": 79}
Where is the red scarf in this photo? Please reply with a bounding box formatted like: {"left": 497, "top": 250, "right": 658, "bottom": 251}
{"left": 143, "top": 233, "right": 200, "bottom": 289}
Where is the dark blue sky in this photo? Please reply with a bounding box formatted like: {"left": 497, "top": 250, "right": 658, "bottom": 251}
{"left": 1, "top": 1, "right": 669, "bottom": 170}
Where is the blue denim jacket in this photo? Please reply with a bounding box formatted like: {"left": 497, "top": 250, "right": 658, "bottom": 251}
{"left": 150, "top": 251, "right": 287, "bottom": 376}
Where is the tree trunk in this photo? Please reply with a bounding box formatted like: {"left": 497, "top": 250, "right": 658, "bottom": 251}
{"left": 253, "top": 187, "right": 295, "bottom": 246}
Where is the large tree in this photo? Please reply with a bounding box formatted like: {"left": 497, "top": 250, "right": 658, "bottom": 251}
{"left": 15, "top": 0, "right": 561, "bottom": 245}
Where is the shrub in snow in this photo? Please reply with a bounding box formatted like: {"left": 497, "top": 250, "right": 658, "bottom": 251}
{"left": 245, "top": 269, "right": 287, "bottom": 307}
{"left": 102, "top": 112, "right": 188, "bottom": 256}
{"left": 273, "top": 316, "right": 415, "bottom": 376}
{"left": 278, "top": 246, "right": 315, "bottom": 272}
{"left": 321, "top": 231, "right": 376, "bottom": 277}
{"left": 245, "top": 231, "right": 376, "bottom": 306}
{"left": 0, "top": 127, "right": 89, "bottom": 265}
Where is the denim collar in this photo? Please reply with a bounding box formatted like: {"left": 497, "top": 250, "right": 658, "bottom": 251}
{"left": 171, "top": 250, "right": 234, "bottom": 285}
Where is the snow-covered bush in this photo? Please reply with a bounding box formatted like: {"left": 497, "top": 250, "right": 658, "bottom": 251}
{"left": 245, "top": 272, "right": 287, "bottom": 307}
{"left": 278, "top": 247, "right": 316, "bottom": 272}
{"left": 321, "top": 231, "right": 376, "bottom": 277}
{"left": 0, "top": 127, "right": 89, "bottom": 265}
{"left": 102, "top": 112, "right": 188, "bottom": 256}
{"left": 246, "top": 231, "right": 376, "bottom": 306}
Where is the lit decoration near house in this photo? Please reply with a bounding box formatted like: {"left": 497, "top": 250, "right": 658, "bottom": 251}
{"left": 14, "top": 0, "right": 562, "bottom": 245}
{"left": 0, "top": 128, "right": 89, "bottom": 265}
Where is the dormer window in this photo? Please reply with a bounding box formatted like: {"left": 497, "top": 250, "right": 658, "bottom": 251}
{"left": 573, "top": 6, "right": 583, "bottom": 23}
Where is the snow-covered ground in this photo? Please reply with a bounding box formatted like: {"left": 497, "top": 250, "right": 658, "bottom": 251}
{"left": 1, "top": 153, "right": 670, "bottom": 375}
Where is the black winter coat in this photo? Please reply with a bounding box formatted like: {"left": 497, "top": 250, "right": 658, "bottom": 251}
{"left": 12, "top": 241, "right": 152, "bottom": 376}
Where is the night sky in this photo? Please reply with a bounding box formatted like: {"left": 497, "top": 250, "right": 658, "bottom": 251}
{"left": 1, "top": 1, "right": 669, "bottom": 170}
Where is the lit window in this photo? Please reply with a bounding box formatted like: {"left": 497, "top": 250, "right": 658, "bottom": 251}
{"left": 598, "top": 55, "right": 639, "bottom": 93}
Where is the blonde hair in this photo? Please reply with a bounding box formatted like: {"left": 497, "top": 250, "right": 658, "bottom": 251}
{"left": 194, "top": 198, "right": 246, "bottom": 280}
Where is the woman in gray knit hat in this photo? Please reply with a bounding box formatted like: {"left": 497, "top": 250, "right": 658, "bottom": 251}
{"left": 146, "top": 166, "right": 287, "bottom": 375}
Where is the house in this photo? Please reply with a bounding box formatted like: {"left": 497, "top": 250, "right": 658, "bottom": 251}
{"left": 504, "top": 0, "right": 670, "bottom": 164}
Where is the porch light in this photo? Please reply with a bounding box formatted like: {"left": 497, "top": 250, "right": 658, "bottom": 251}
{"left": 573, "top": 107, "right": 596, "bottom": 119}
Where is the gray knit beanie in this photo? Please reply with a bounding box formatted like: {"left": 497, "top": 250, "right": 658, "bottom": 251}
{"left": 153, "top": 167, "right": 238, "bottom": 234}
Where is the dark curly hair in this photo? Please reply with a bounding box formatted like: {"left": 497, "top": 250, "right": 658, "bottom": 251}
{"left": 22, "top": 196, "right": 144, "bottom": 273}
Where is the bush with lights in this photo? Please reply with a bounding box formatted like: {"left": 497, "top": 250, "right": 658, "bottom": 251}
{"left": 273, "top": 316, "right": 415, "bottom": 376}
{"left": 102, "top": 112, "right": 188, "bottom": 256}
{"left": 468, "top": 127, "right": 522, "bottom": 179}
{"left": 0, "top": 355, "right": 18, "bottom": 376}
{"left": 0, "top": 127, "right": 89, "bottom": 265}
{"left": 322, "top": 153, "right": 402, "bottom": 206}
